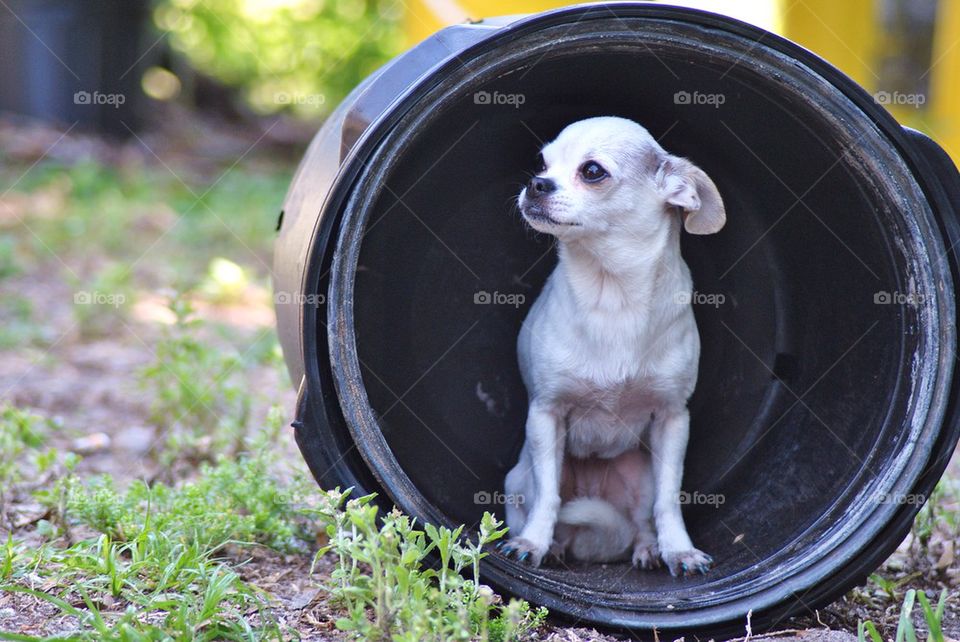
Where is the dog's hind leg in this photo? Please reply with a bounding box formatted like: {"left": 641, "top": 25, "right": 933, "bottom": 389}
{"left": 628, "top": 457, "right": 661, "bottom": 569}
{"left": 606, "top": 448, "right": 660, "bottom": 569}
{"left": 631, "top": 517, "right": 660, "bottom": 569}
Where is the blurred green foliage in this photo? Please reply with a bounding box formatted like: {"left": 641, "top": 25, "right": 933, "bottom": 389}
{"left": 155, "top": 0, "right": 405, "bottom": 116}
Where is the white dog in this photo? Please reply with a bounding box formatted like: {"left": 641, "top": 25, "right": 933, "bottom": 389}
{"left": 500, "top": 116, "right": 725, "bottom": 576}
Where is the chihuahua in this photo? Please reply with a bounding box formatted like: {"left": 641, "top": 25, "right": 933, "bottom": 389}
{"left": 500, "top": 116, "right": 725, "bottom": 576}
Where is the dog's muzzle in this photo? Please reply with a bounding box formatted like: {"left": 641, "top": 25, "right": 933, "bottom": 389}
{"left": 521, "top": 177, "right": 576, "bottom": 227}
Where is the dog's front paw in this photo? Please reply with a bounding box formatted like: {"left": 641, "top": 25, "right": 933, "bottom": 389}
{"left": 661, "top": 548, "right": 712, "bottom": 577}
{"left": 497, "top": 537, "right": 548, "bottom": 567}
{"left": 632, "top": 542, "right": 661, "bottom": 570}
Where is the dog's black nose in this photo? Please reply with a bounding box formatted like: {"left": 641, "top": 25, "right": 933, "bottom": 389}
{"left": 528, "top": 176, "right": 556, "bottom": 196}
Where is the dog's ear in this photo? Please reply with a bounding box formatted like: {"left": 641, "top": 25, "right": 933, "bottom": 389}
{"left": 657, "top": 156, "right": 726, "bottom": 235}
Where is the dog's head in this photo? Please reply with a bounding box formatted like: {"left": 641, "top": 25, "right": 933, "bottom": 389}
{"left": 517, "top": 116, "right": 726, "bottom": 238}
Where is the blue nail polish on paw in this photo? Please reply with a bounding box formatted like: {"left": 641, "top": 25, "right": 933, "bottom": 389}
{"left": 518, "top": 552, "right": 529, "bottom": 562}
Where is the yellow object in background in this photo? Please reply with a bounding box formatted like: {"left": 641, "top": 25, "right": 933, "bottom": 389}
{"left": 405, "top": 0, "right": 780, "bottom": 44}
{"left": 930, "top": 0, "right": 960, "bottom": 164}
{"left": 779, "top": 0, "right": 878, "bottom": 90}
{"left": 405, "top": 0, "right": 573, "bottom": 45}
{"left": 782, "top": 0, "right": 960, "bottom": 164}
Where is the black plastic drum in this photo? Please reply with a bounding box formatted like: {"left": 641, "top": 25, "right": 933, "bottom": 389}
{"left": 273, "top": 3, "right": 960, "bottom": 636}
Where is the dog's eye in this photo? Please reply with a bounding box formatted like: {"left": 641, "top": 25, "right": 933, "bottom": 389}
{"left": 536, "top": 153, "right": 546, "bottom": 173}
{"left": 579, "top": 161, "right": 608, "bottom": 183}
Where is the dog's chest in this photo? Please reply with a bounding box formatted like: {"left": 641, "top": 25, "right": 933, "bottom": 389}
{"left": 563, "top": 377, "right": 663, "bottom": 458}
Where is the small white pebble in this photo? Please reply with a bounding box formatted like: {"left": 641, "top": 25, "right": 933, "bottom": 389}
{"left": 70, "top": 432, "right": 111, "bottom": 454}
{"left": 113, "top": 425, "right": 154, "bottom": 454}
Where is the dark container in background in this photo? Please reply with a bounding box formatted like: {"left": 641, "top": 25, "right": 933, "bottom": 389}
{"left": 0, "top": 0, "right": 150, "bottom": 135}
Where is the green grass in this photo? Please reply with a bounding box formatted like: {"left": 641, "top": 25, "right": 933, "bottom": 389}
{"left": 0, "top": 384, "right": 318, "bottom": 640}
{"left": 0, "top": 294, "right": 43, "bottom": 350}
{"left": 1, "top": 159, "right": 288, "bottom": 282}
{"left": 0, "top": 156, "right": 290, "bottom": 352}
{"left": 0, "top": 238, "right": 20, "bottom": 281}
{"left": 1, "top": 439, "right": 546, "bottom": 641}
{"left": 867, "top": 571, "right": 923, "bottom": 603}
{"left": 70, "top": 262, "right": 135, "bottom": 339}
{"left": 913, "top": 477, "right": 960, "bottom": 554}
{"left": 858, "top": 589, "right": 949, "bottom": 642}
{"left": 2, "top": 453, "right": 296, "bottom": 639}
{"left": 314, "top": 491, "right": 546, "bottom": 642}
{"left": 0, "top": 405, "right": 60, "bottom": 521}
{"left": 138, "top": 296, "right": 253, "bottom": 468}
{"left": 56, "top": 457, "right": 310, "bottom": 553}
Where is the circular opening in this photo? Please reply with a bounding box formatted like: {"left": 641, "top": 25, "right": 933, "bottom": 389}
{"left": 324, "top": 12, "right": 952, "bottom": 629}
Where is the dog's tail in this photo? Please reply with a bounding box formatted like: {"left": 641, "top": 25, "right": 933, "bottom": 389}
{"left": 557, "top": 498, "right": 634, "bottom": 563}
